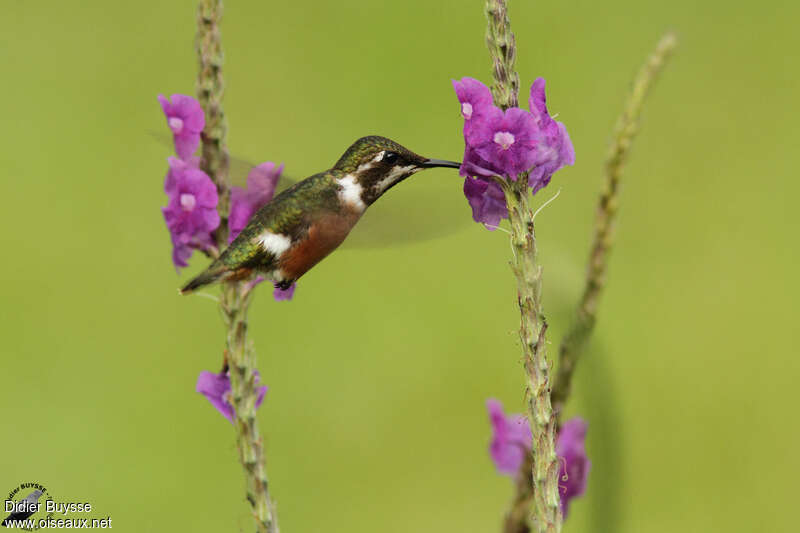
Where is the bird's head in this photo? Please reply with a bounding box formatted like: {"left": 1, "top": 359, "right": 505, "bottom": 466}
{"left": 332, "top": 136, "right": 460, "bottom": 206}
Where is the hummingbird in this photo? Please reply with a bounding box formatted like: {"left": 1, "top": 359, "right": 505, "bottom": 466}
{"left": 180, "top": 136, "right": 460, "bottom": 294}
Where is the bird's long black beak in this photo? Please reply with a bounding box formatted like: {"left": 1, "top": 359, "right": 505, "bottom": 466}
{"left": 421, "top": 158, "right": 461, "bottom": 169}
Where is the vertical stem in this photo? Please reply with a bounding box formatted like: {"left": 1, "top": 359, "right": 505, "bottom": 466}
{"left": 195, "top": 2, "right": 279, "bottom": 532}
{"left": 220, "top": 284, "right": 279, "bottom": 533}
{"left": 196, "top": 0, "right": 231, "bottom": 248}
{"left": 551, "top": 32, "right": 677, "bottom": 422}
{"left": 485, "top": 0, "right": 519, "bottom": 110}
{"left": 501, "top": 179, "right": 562, "bottom": 533}
{"left": 485, "top": 1, "right": 561, "bottom": 531}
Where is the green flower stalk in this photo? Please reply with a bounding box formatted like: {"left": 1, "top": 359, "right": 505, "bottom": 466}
{"left": 551, "top": 32, "right": 678, "bottom": 422}
{"left": 195, "top": 1, "right": 279, "bottom": 531}
{"left": 500, "top": 31, "right": 677, "bottom": 533}
{"left": 197, "top": 0, "right": 231, "bottom": 244}
{"left": 484, "top": 1, "right": 562, "bottom": 531}
{"left": 497, "top": 175, "right": 563, "bottom": 533}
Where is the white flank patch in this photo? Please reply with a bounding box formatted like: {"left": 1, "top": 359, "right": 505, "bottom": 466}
{"left": 256, "top": 231, "right": 292, "bottom": 256}
{"left": 337, "top": 174, "right": 366, "bottom": 211}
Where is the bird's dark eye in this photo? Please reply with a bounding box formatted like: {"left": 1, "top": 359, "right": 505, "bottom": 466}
{"left": 382, "top": 151, "right": 398, "bottom": 164}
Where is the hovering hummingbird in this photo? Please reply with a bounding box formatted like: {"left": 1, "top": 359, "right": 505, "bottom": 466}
{"left": 181, "top": 136, "right": 460, "bottom": 294}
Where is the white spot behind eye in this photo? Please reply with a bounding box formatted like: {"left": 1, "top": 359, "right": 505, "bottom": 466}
{"left": 372, "top": 151, "right": 386, "bottom": 164}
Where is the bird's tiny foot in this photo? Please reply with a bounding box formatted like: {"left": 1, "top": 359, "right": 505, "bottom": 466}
{"left": 275, "top": 280, "right": 294, "bottom": 290}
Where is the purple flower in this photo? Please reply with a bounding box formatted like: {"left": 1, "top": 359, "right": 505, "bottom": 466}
{"left": 487, "top": 398, "right": 532, "bottom": 475}
{"left": 162, "top": 156, "right": 220, "bottom": 269}
{"left": 158, "top": 94, "right": 205, "bottom": 160}
{"left": 556, "top": 418, "right": 591, "bottom": 517}
{"left": 453, "top": 77, "right": 495, "bottom": 143}
{"left": 196, "top": 369, "right": 268, "bottom": 423}
{"left": 454, "top": 77, "right": 575, "bottom": 229}
{"left": 273, "top": 283, "right": 296, "bottom": 301}
{"left": 453, "top": 77, "right": 494, "bottom": 121}
{"left": 470, "top": 106, "right": 540, "bottom": 179}
{"left": 228, "top": 162, "right": 284, "bottom": 243}
{"left": 486, "top": 400, "right": 591, "bottom": 518}
{"left": 526, "top": 78, "right": 576, "bottom": 193}
{"left": 464, "top": 177, "right": 508, "bottom": 230}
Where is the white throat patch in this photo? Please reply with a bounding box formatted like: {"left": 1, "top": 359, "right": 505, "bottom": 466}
{"left": 337, "top": 174, "right": 366, "bottom": 211}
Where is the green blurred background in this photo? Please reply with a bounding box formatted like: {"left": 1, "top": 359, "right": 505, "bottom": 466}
{"left": 2, "top": 0, "right": 798, "bottom": 531}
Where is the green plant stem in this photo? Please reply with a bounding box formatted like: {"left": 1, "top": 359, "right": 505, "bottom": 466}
{"left": 550, "top": 32, "right": 678, "bottom": 422}
{"left": 484, "top": 1, "right": 561, "bottom": 531}
{"left": 196, "top": 0, "right": 231, "bottom": 249}
{"left": 195, "top": 2, "right": 279, "bottom": 532}
{"left": 485, "top": 0, "right": 519, "bottom": 110}
{"left": 220, "top": 283, "right": 279, "bottom": 533}
{"left": 501, "top": 32, "right": 678, "bottom": 533}
{"left": 485, "top": 1, "right": 561, "bottom": 531}
{"left": 500, "top": 178, "right": 563, "bottom": 533}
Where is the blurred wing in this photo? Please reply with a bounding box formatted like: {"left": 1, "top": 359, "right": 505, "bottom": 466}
{"left": 345, "top": 173, "right": 469, "bottom": 247}
{"left": 149, "top": 131, "right": 300, "bottom": 190}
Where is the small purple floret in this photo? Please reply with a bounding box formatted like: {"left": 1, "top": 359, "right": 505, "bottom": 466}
{"left": 486, "top": 400, "right": 591, "bottom": 518}
{"left": 273, "top": 283, "right": 296, "bottom": 301}
{"left": 463, "top": 177, "right": 507, "bottom": 230}
{"left": 158, "top": 94, "right": 205, "bottom": 160}
{"left": 487, "top": 398, "right": 532, "bottom": 475}
{"left": 162, "top": 157, "right": 219, "bottom": 269}
{"left": 556, "top": 418, "right": 591, "bottom": 517}
{"left": 196, "top": 369, "right": 268, "bottom": 423}
{"left": 453, "top": 78, "right": 493, "bottom": 119}
{"left": 228, "top": 162, "right": 284, "bottom": 243}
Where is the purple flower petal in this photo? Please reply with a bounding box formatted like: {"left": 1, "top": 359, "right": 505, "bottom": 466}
{"left": 196, "top": 370, "right": 235, "bottom": 422}
{"left": 228, "top": 162, "right": 284, "bottom": 243}
{"left": 173, "top": 133, "right": 202, "bottom": 161}
{"left": 273, "top": 283, "right": 296, "bottom": 301}
{"left": 556, "top": 418, "right": 591, "bottom": 517}
{"left": 485, "top": 401, "right": 591, "bottom": 518}
{"left": 487, "top": 399, "right": 532, "bottom": 475}
{"left": 162, "top": 160, "right": 219, "bottom": 269}
{"left": 463, "top": 177, "right": 508, "bottom": 230}
{"left": 158, "top": 94, "right": 206, "bottom": 160}
{"left": 526, "top": 79, "right": 576, "bottom": 192}
{"left": 472, "top": 107, "right": 539, "bottom": 179}
{"left": 196, "top": 369, "right": 269, "bottom": 423}
{"left": 452, "top": 77, "right": 494, "bottom": 121}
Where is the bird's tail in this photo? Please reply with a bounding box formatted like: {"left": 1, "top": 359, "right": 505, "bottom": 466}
{"left": 180, "top": 261, "right": 229, "bottom": 294}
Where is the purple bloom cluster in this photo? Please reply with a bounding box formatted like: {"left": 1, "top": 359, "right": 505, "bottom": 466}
{"left": 159, "top": 94, "right": 219, "bottom": 268}
{"left": 162, "top": 157, "right": 220, "bottom": 268}
{"left": 196, "top": 369, "right": 268, "bottom": 423}
{"left": 453, "top": 78, "right": 575, "bottom": 229}
{"left": 487, "top": 399, "right": 590, "bottom": 518}
{"left": 158, "top": 93, "right": 295, "bottom": 300}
